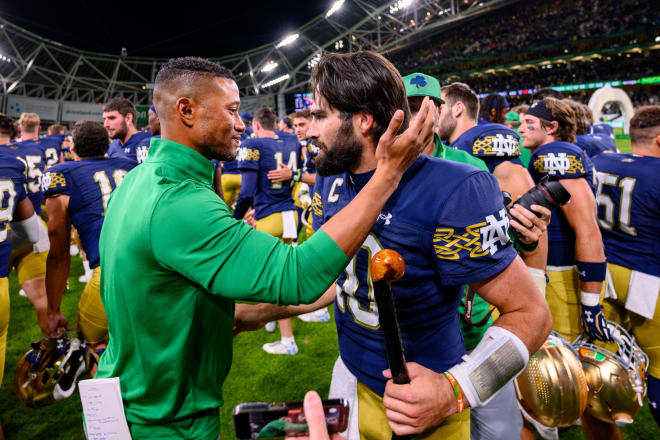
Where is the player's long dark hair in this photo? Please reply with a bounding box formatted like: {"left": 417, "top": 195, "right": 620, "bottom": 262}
{"left": 310, "top": 51, "right": 410, "bottom": 144}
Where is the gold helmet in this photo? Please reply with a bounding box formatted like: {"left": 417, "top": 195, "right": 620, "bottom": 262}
{"left": 573, "top": 321, "right": 648, "bottom": 426}
{"left": 15, "top": 336, "right": 90, "bottom": 408}
{"left": 515, "top": 331, "right": 589, "bottom": 427}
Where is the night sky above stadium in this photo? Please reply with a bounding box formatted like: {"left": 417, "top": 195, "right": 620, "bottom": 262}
{"left": 0, "top": 1, "right": 326, "bottom": 58}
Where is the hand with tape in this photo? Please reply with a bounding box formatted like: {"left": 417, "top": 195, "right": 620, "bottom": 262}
{"left": 580, "top": 291, "right": 613, "bottom": 342}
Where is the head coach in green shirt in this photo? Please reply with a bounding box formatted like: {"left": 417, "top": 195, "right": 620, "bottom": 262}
{"left": 93, "top": 56, "right": 435, "bottom": 439}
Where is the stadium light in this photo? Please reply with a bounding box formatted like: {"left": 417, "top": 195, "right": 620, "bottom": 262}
{"left": 276, "top": 33, "right": 299, "bottom": 48}
{"left": 262, "top": 74, "right": 290, "bottom": 89}
{"left": 261, "top": 61, "right": 278, "bottom": 73}
{"left": 0, "top": 53, "right": 10, "bottom": 63}
{"left": 390, "top": 0, "right": 413, "bottom": 14}
{"left": 326, "top": 0, "right": 345, "bottom": 18}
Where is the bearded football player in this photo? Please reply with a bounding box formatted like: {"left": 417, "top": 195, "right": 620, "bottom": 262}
{"left": 104, "top": 97, "right": 151, "bottom": 164}
{"left": 308, "top": 51, "right": 551, "bottom": 439}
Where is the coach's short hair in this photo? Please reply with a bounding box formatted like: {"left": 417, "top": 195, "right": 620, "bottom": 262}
{"left": 630, "top": 106, "right": 660, "bottom": 145}
{"left": 310, "top": 51, "right": 409, "bottom": 144}
{"left": 542, "top": 97, "right": 577, "bottom": 143}
{"left": 254, "top": 107, "right": 278, "bottom": 131}
{"left": 155, "top": 57, "right": 233, "bottom": 88}
{"left": 443, "top": 83, "right": 479, "bottom": 120}
{"left": 18, "top": 113, "right": 40, "bottom": 133}
{"left": 103, "top": 98, "right": 137, "bottom": 124}
{"left": 0, "top": 114, "right": 17, "bottom": 139}
{"left": 72, "top": 121, "right": 109, "bottom": 157}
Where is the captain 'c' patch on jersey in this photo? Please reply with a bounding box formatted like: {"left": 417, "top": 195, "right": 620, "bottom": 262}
{"left": 42, "top": 171, "right": 67, "bottom": 191}
{"left": 533, "top": 152, "right": 584, "bottom": 176}
{"left": 433, "top": 208, "right": 510, "bottom": 260}
{"left": 472, "top": 134, "right": 520, "bottom": 157}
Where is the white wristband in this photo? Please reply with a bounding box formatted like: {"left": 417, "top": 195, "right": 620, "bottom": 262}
{"left": 449, "top": 325, "right": 529, "bottom": 408}
{"left": 580, "top": 290, "right": 600, "bottom": 307}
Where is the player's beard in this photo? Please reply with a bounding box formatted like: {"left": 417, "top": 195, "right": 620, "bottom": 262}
{"left": 315, "top": 119, "right": 363, "bottom": 177}
{"left": 111, "top": 120, "right": 128, "bottom": 140}
{"left": 437, "top": 113, "right": 457, "bottom": 141}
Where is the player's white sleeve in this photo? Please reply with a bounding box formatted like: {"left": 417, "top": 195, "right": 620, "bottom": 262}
{"left": 449, "top": 325, "right": 529, "bottom": 408}
{"left": 9, "top": 214, "right": 49, "bottom": 252}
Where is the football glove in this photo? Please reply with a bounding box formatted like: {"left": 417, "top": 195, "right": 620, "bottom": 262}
{"left": 580, "top": 291, "right": 612, "bottom": 342}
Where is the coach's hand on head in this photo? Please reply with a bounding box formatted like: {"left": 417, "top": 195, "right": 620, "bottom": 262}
{"left": 375, "top": 96, "right": 435, "bottom": 178}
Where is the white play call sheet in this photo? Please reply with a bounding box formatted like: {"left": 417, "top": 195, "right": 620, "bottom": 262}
{"left": 79, "top": 377, "right": 132, "bottom": 440}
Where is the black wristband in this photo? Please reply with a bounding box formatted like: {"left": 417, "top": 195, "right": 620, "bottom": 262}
{"left": 514, "top": 237, "right": 539, "bottom": 253}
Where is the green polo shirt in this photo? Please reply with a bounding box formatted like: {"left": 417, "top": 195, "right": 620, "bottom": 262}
{"left": 431, "top": 135, "right": 494, "bottom": 351}
{"left": 96, "top": 138, "right": 349, "bottom": 439}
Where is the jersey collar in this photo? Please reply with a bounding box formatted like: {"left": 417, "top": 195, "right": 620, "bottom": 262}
{"left": 147, "top": 138, "right": 215, "bottom": 186}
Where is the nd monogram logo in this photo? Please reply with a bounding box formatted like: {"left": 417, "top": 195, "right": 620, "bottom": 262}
{"left": 542, "top": 152, "right": 571, "bottom": 175}
{"left": 136, "top": 146, "right": 149, "bottom": 163}
{"left": 479, "top": 208, "right": 510, "bottom": 255}
{"left": 491, "top": 134, "right": 519, "bottom": 156}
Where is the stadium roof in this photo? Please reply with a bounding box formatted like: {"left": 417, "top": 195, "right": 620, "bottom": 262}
{"left": 0, "top": 0, "right": 520, "bottom": 104}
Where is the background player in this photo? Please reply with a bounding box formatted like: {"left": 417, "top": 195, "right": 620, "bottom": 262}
{"left": 234, "top": 107, "right": 303, "bottom": 354}
{"left": 104, "top": 97, "right": 151, "bottom": 163}
{"left": 592, "top": 105, "right": 660, "bottom": 430}
{"left": 43, "top": 121, "right": 137, "bottom": 380}
{"left": 519, "top": 98, "right": 614, "bottom": 439}
{"left": 0, "top": 153, "right": 41, "bottom": 440}
{"left": 3, "top": 113, "right": 50, "bottom": 334}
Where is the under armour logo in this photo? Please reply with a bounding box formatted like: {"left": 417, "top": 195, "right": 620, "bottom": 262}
{"left": 579, "top": 270, "right": 586, "bottom": 278}
{"left": 56, "top": 339, "right": 66, "bottom": 349}
{"left": 378, "top": 212, "right": 392, "bottom": 225}
{"left": 479, "top": 208, "right": 510, "bottom": 255}
{"left": 650, "top": 400, "right": 657, "bottom": 409}
{"left": 584, "top": 310, "right": 594, "bottom": 323}
{"left": 410, "top": 75, "right": 427, "bottom": 88}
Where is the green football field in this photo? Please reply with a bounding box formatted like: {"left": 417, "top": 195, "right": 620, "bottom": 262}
{"left": 1, "top": 256, "right": 659, "bottom": 439}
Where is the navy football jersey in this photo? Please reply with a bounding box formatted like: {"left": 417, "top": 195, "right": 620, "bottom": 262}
{"left": 42, "top": 158, "right": 137, "bottom": 268}
{"left": 592, "top": 153, "right": 660, "bottom": 277}
{"left": 576, "top": 134, "right": 610, "bottom": 158}
{"left": 312, "top": 156, "right": 517, "bottom": 396}
{"left": 2, "top": 140, "right": 47, "bottom": 214}
{"left": 237, "top": 136, "right": 301, "bottom": 219}
{"left": 528, "top": 141, "right": 596, "bottom": 266}
{"left": 0, "top": 156, "right": 28, "bottom": 277}
{"left": 451, "top": 122, "right": 523, "bottom": 173}
{"left": 107, "top": 131, "right": 151, "bottom": 164}
{"left": 39, "top": 133, "right": 67, "bottom": 167}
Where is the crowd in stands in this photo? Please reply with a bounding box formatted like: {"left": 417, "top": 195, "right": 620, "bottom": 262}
{"left": 392, "top": 0, "right": 656, "bottom": 74}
